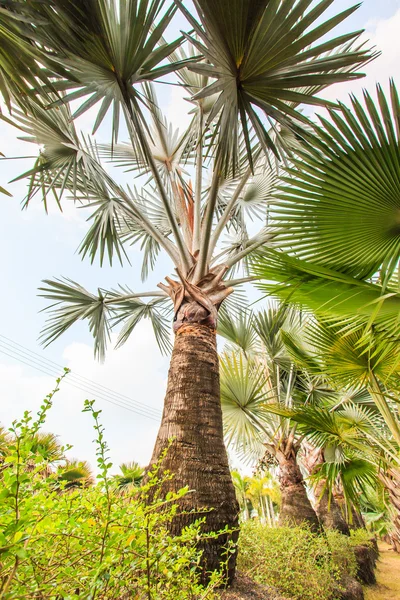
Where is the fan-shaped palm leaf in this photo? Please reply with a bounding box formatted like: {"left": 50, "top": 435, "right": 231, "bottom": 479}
{"left": 220, "top": 352, "right": 272, "bottom": 456}
{"left": 176, "top": 0, "right": 375, "bottom": 170}
{"left": 6, "top": 0, "right": 190, "bottom": 142}
{"left": 252, "top": 248, "right": 400, "bottom": 342}
{"left": 271, "top": 81, "right": 400, "bottom": 281}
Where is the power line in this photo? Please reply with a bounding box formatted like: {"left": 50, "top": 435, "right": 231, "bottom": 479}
{"left": 0, "top": 336, "right": 162, "bottom": 418}
{"left": 0, "top": 335, "right": 162, "bottom": 416}
{"left": 0, "top": 334, "right": 162, "bottom": 422}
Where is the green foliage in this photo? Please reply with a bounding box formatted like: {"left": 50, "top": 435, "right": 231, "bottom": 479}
{"left": 0, "top": 378, "right": 223, "bottom": 599}
{"left": 238, "top": 522, "right": 358, "bottom": 600}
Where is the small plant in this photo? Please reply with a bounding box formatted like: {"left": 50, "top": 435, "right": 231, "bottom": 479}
{"left": 238, "top": 522, "right": 359, "bottom": 600}
{"left": 0, "top": 375, "right": 226, "bottom": 599}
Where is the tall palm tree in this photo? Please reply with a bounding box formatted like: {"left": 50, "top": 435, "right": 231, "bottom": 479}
{"left": 0, "top": 0, "right": 375, "bottom": 578}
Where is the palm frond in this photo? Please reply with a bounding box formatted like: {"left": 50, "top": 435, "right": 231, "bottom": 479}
{"left": 5, "top": 0, "right": 191, "bottom": 142}
{"left": 271, "top": 82, "right": 400, "bottom": 280}
{"left": 252, "top": 248, "right": 400, "bottom": 342}
{"left": 220, "top": 351, "right": 271, "bottom": 459}
{"left": 176, "top": 0, "right": 375, "bottom": 171}
{"left": 109, "top": 288, "right": 172, "bottom": 355}
{"left": 39, "top": 278, "right": 112, "bottom": 361}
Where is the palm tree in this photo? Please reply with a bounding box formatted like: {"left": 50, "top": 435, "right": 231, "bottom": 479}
{"left": 112, "top": 461, "right": 144, "bottom": 495}
{"left": 302, "top": 442, "right": 350, "bottom": 535}
{"left": 231, "top": 471, "right": 251, "bottom": 522}
{"left": 56, "top": 459, "right": 94, "bottom": 490}
{"left": 252, "top": 82, "right": 400, "bottom": 442}
{"left": 219, "top": 307, "right": 334, "bottom": 531}
{"left": 0, "top": 0, "right": 375, "bottom": 578}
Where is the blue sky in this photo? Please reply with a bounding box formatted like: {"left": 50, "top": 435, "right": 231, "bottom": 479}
{"left": 1, "top": 0, "right": 400, "bottom": 472}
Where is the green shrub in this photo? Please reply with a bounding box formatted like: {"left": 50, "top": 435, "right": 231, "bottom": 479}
{"left": 348, "top": 528, "right": 376, "bottom": 548}
{"left": 237, "top": 522, "right": 358, "bottom": 600}
{"left": 0, "top": 375, "right": 223, "bottom": 599}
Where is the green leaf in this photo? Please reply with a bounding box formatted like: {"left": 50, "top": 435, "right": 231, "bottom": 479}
{"left": 39, "top": 278, "right": 112, "bottom": 361}
{"left": 270, "top": 82, "right": 400, "bottom": 280}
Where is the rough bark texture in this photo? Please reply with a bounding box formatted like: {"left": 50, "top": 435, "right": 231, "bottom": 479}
{"left": 150, "top": 323, "right": 239, "bottom": 583}
{"left": 276, "top": 449, "right": 320, "bottom": 532}
{"left": 353, "top": 543, "right": 378, "bottom": 585}
{"left": 380, "top": 467, "right": 400, "bottom": 553}
{"left": 313, "top": 479, "right": 350, "bottom": 535}
{"left": 302, "top": 444, "right": 350, "bottom": 535}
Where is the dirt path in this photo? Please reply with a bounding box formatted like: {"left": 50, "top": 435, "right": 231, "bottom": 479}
{"left": 364, "top": 542, "right": 400, "bottom": 600}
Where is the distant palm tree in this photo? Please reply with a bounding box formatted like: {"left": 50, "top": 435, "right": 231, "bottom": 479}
{"left": 56, "top": 459, "right": 94, "bottom": 490}
{"left": 219, "top": 307, "right": 332, "bottom": 530}
{"left": 0, "top": 0, "right": 375, "bottom": 578}
{"left": 112, "top": 461, "right": 144, "bottom": 495}
{"left": 231, "top": 471, "right": 251, "bottom": 522}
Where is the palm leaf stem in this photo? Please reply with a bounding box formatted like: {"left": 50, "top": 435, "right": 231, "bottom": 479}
{"left": 369, "top": 373, "right": 400, "bottom": 446}
{"left": 193, "top": 107, "right": 203, "bottom": 254}
{"left": 225, "top": 276, "right": 257, "bottom": 287}
{"left": 195, "top": 154, "right": 223, "bottom": 281}
{"left": 167, "top": 168, "right": 193, "bottom": 249}
{"left": 96, "top": 157, "right": 180, "bottom": 265}
{"left": 126, "top": 109, "right": 191, "bottom": 272}
{"left": 207, "top": 162, "right": 255, "bottom": 263}
{"left": 105, "top": 290, "right": 167, "bottom": 304}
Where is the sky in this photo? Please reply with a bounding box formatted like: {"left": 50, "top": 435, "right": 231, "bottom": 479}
{"left": 0, "top": 0, "right": 400, "bottom": 475}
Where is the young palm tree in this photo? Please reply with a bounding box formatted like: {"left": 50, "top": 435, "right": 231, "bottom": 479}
{"left": 56, "top": 459, "right": 94, "bottom": 490}
{"left": 0, "top": 0, "right": 375, "bottom": 578}
{"left": 112, "top": 461, "right": 144, "bottom": 495}
{"left": 219, "top": 307, "right": 334, "bottom": 530}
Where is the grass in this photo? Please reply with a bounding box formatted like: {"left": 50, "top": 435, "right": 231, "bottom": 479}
{"left": 364, "top": 543, "right": 400, "bottom": 600}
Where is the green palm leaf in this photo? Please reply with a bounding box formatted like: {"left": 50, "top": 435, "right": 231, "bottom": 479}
{"left": 220, "top": 352, "right": 271, "bottom": 456}
{"left": 39, "top": 278, "right": 112, "bottom": 361}
{"left": 3, "top": 0, "right": 190, "bottom": 141}
{"left": 252, "top": 248, "right": 400, "bottom": 342}
{"left": 271, "top": 81, "right": 400, "bottom": 280}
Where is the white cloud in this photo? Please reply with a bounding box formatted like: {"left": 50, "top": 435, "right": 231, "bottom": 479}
{"left": 320, "top": 9, "right": 400, "bottom": 104}
{"left": 0, "top": 321, "right": 168, "bottom": 474}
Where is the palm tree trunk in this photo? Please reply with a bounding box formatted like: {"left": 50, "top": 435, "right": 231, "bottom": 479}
{"left": 380, "top": 468, "right": 400, "bottom": 553}
{"left": 276, "top": 449, "right": 320, "bottom": 532}
{"left": 303, "top": 445, "right": 350, "bottom": 535}
{"left": 314, "top": 479, "right": 350, "bottom": 535}
{"left": 149, "top": 323, "right": 239, "bottom": 583}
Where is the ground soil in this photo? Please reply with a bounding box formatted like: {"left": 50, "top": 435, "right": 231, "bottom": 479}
{"left": 364, "top": 542, "right": 400, "bottom": 600}
{"left": 218, "top": 574, "right": 290, "bottom": 600}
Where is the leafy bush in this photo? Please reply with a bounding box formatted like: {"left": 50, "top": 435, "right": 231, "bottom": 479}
{"left": 0, "top": 374, "right": 223, "bottom": 599}
{"left": 349, "top": 528, "right": 376, "bottom": 548}
{"left": 238, "top": 522, "right": 358, "bottom": 600}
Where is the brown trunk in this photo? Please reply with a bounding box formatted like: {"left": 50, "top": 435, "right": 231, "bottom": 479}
{"left": 276, "top": 447, "right": 320, "bottom": 532}
{"left": 149, "top": 323, "right": 239, "bottom": 583}
{"left": 303, "top": 444, "right": 350, "bottom": 535}
{"left": 379, "top": 467, "right": 400, "bottom": 553}
{"left": 314, "top": 478, "right": 350, "bottom": 535}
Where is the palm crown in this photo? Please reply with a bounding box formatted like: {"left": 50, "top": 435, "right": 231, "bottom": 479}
{"left": 0, "top": 0, "right": 375, "bottom": 358}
